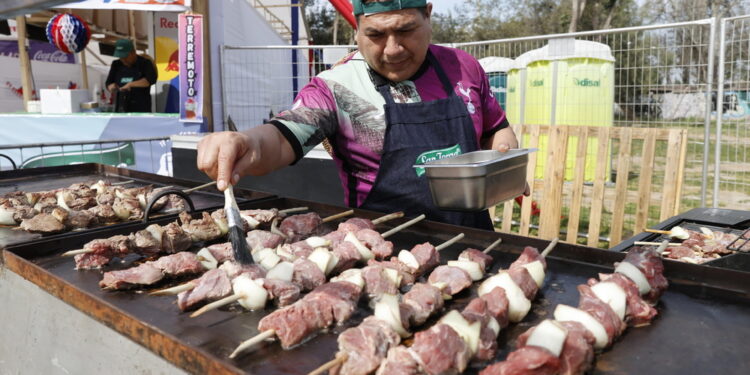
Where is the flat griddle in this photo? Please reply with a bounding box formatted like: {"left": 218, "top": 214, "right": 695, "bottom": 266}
{"left": 0, "top": 163, "right": 274, "bottom": 248}
{"left": 3, "top": 197, "right": 750, "bottom": 375}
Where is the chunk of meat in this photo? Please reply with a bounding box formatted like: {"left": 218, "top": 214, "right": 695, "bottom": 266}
{"left": 246, "top": 230, "right": 284, "bottom": 251}
{"left": 508, "top": 266, "right": 539, "bottom": 300}
{"left": 621, "top": 246, "right": 668, "bottom": 303}
{"left": 596, "top": 273, "right": 657, "bottom": 326}
{"left": 410, "top": 242, "right": 440, "bottom": 274}
{"left": 331, "top": 316, "right": 401, "bottom": 375}
{"left": 292, "top": 258, "right": 326, "bottom": 292}
{"left": 459, "top": 248, "right": 494, "bottom": 271}
{"left": 356, "top": 229, "right": 393, "bottom": 259}
{"left": 375, "top": 346, "right": 421, "bottom": 375}
{"left": 510, "top": 246, "right": 546, "bottom": 270}
{"left": 479, "top": 346, "right": 561, "bottom": 375}
{"left": 411, "top": 324, "right": 472, "bottom": 375}
{"left": 262, "top": 279, "right": 301, "bottom": 307}
{"left": 150, "top": 252, "right": 204, "bottom": 277}
{"left": 480, "top": 286, "right": 510, "bottom": 328}
{"left": 577, "top": 284, "right": 626, "bottom": 347}
{"left": 99, "top": 263, "right": 163, "bottom": 289}
{"left": 20, "top": 213, "right": 64, "bottom": 233}
{"left": 403, "top": 283, "right": 444, "bottom": 326}
{"left": 177, "top": 268, "right": 232, "bottom": 311}
{"left": 428, "top": 265, "right": 472, "bottom": 296}
{"left": 362, "top": 265, "right": 399, "bottom": 297}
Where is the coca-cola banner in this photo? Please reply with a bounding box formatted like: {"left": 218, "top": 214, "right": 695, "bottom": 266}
{"left": 178, "top": 13, "right": 202, "bottom": 123}
{"left": 0, "top": 40, "right": 75, "bottom": 64}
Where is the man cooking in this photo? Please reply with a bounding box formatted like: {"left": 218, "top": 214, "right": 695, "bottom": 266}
{"left": 197, "top": 0, "right": 523, "bottom": 230}
{"left": 105, "top": 39, "right": 157, "bottom": 112}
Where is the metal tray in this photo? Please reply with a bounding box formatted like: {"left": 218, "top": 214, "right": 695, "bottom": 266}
{"left": 3, "top": 196, "right": 750, "bottom": 375}
{"left": 0, "top": 163, "right": 274, "bottom": 248}
{"left": 611, "top": 207, "right": 750, "bottom": 271}
{"left": 417, "top": 149, "right": 535, "bottom": 211}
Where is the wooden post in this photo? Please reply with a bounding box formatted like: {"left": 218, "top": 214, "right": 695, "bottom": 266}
{"left": 129, "top": 10, "right": 137, "bottom": 42}
{"left": 80, "top": 50, "right": 90, "bottom": 90}
{"left": 15, "top": 16, "right": 34, "bottom": 111}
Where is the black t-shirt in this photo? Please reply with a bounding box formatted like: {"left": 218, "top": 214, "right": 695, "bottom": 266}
{"left": 105, "top": 55, "right": 157, "bottom": 112}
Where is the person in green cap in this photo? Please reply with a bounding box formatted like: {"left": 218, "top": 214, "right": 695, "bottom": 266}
{"left": 198, "top": 0, "right": 526, "bottom": 230}
{"left": 105, "top": 38, "right": 157, "bottom": 112}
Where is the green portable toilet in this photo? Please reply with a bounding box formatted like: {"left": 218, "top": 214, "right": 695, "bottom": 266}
{"left": 479, "top": 57, "right": 514, "bottom": 110}
{"left": 522, "top": 39, "right": 615, "bottom": 180}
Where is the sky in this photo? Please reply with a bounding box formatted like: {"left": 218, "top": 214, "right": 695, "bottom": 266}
{"left": 429, "top": 0, "right": 460, "bottom": 14}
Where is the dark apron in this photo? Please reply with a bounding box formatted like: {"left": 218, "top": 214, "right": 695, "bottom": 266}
{"left": 357, "top": 52, "right": 493, "bottom": 230}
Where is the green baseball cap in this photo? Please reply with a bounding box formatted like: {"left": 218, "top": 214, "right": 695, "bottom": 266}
{"left": 113, "top": 39, "right": 134, "bottom": 58}
{"left": 353, "top": 0, "right": 427, "bottom": 16}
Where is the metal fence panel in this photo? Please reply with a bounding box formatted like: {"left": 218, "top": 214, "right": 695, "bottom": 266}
{"left": 715, "top": 15, "right": 750, "bottom": 209}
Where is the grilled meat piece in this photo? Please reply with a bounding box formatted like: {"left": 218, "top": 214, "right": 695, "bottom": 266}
{"left": 64, "top": 209, "right": 96, "bottom": 229}
{"left": 246, "top": 230, "right": 285, "bottom": 251}
{"left": 88, "top": 204, "right": 118, "bottom": 222}
{"left": 412, "top": 323, "right": 472, "bottom": 375}
{"left": 479, "top": 346, "right": 561, "bottom": 375}
{"left": 180, "top": 211, "right": 224, "bottom": 242}
{"left": 292, "top": 258, "right": 326, "bottom": 292}
{"left": 375, "top": 346, "right": 421, "bottom": 375}
{"left": 462, "top": 298, "right": 500, "bottom": 361}
{"left": 509, "top": 267, "right": 539, "bottom": 300}
{"left": 517, "top": 321, "right": 595, "bottom": 375}
{"left": 19, "top": 212, "right": 65, "bottom": 233}
{"left": 99, "top": 263, "right": 163, "bottom": 289}
{"left": 479, "top": 286, "right": 510, "bottom": 328}
{"left": 362, "top": 264, "right": 400, "bottom": 297}
{"left": 428, "top": 265, "right": 472, "bottom": 295}
{"left": 331, "top": 316, "right": 401, "bottom": 375}
{"left": 112, "top": 197, "right": 143, "bottom": 221}
{"left": 403, "top": 283, "right": 444, "bottom": 326}
{"left": 596, "top": 273, "right": 657, "bottom": 326}
{"left": 410, "top": 242, "right": 440, "bottom": 274}
{"left": 177, "top": 268, "right": 233, "bottom": 311}
{"left": 262, "top": 279, "right": 302, "bottom": 307}
{"left": 577, "top": 283, "right": 626, "bottom": 347}
{"left": 459, "top": 248, "right": 494, "bottom": 271}
{"left": 621, "top": 246, "right": 668, "bottom": 303}
{"left": 162, "top": 222, "right": 192, "bottom": 253}
{"left": 280, "top": 212, "right": 323, "bottom": 240}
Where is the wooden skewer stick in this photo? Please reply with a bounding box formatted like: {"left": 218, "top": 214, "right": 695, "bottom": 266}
{"left": 541, "top": 238, "right": 559, "bottom": 258}
{"left": 634, "top": 241, "right": 682, "bottom": 247}
{"left": 229, "top": 329, "right": 277, "bottom": 359}
{"left": 149, "top": 282, "right": 196, "bottom": 296}
{"left": 371, "top": 211, "right": 404, "bottom": 225}
{"left": 61, "top": 248, "right": 93, "bottom": 257}
{"left": 381, "top": 214, "right": 426, "bottom": 239}
{"left": 279, "top": 207, "right": 309, "bottom": 214}
{"left": 183, "top": 181, "right": 217, "bottom": 194}
{"left": 644, "top": 229, "right": 671, "bottom": 235}
{"left": 270, "top": 217, "right": 288, "bottom": 240}
{"left": 321, "top": 209, "right": 355, "bottom": 223}
{"left": 482, "top": 237, "right": 503, "bottom": 254}
{"left": 308, "top": 354, "right": 348, "bottom": 375}
{"left": 190, "top": 294, "right": 243, "bottom": 318}
{"left": 436, "top": 233, "right": 465, "bottom": 251}
{"left": 655, "top": 239, "right": 671, "bottom": 255}
{"left": 111, "top": 180, "right": 135, "bottom": 186}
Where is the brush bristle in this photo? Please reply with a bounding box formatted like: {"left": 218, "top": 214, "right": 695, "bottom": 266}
{"left": 229, "top": 225, "right": 253, "bottom": 264}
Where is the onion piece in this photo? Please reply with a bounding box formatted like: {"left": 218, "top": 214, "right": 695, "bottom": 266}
{"left": 591, "top": 281, "right": 627, "bottom": 320}
{"left": 615, "top": 261, "right": 651, "bottom": 295}
{"left": 275, "top": 247, "right": 297, "bottom": 262}
{"left": 305, "top": 236, "right": 331, "bottom": 248}
{"left": 266, "top": 261, "right": 294, "bottom": 282}
{"left": 25, "top": 192, "right": 40, "bottom": 205}
{"left": 259, "top": 251, "right": 281, "bottom": 271}
{"left": 487, "top": 316, "right": 501, "bottom": 336}
{"left": 525, "top": 319, "right": 568, "bottom": 357}
{"left": 137, "top": 194, "right": 148, "bottom": 210}
{"left": 439, "top": 310, "right": 482, "bottom": 356}
{"left": 699, "top": 227, "right": 714, "bottom": 239}
{"left": 0, "top": 207, "right": 17, "bottom": 225}
{"left": 145, "top": 224, "right": 164, "bottom": 246}
{"left": 447, "top": 260, "right": 484, "bottom": 281}
{"left": 522, "top": 260, "right": 545, "bottom": 288}
{"left": 252, "top": 248, "right": 276, "bottom": 264}
{"left": 196, "top": 248, "right": 218, "bottom": 270}
{"left": 383, "top": 268, "right": 402, "bottom": 288}
{"left": 211, "top": 215, "right": 229, "bottom": 235}
{"left": 240, "top": 214, "right": 260, "bottom": 230}
{"left": 332, "top": 269, "right": 365, "bottom": 290}
{"left": 90, "top": 180, "right": 107, "bottom": 194}
{"left": 397, "top": 249, "right": 420, "bottom": 271}
{"left": 478, "top": 272, "right": 531, "bottom": 322}
{"left": 554, "top": 304, "right": 608, "bottom": 349}
{"left": 345, "top": 232, "right": 374, "bottom": 261}
{"left": 55, "top": 191, "right": 71, "bottom": 211}
{"left": 233, "top": 275, "right": 268, "bottom": 310}
{"left": 670, "top": 226, "right": 689, "bottom": 240}
{"left": 374, "top": 293, "right": 409, "bottom": 337}
{"left": 308, "top": 248, "right": 333, "bottom": 274}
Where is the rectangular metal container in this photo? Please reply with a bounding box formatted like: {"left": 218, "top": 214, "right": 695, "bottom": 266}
{"left": 418, "top": 149, "right": 535, "bottom": 211}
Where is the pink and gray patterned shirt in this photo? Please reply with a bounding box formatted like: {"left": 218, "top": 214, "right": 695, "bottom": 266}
{"left": 270, "top": 44, "right": 509, "bottom": 206}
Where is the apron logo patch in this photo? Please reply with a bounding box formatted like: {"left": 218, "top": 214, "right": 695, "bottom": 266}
{"left": 414, "top": 144, "right": 462, "bottom": 177}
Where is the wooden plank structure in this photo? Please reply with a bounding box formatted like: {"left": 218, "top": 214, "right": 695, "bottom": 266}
{"left": 495, "top": 124, "right": 688, "bottom": 249}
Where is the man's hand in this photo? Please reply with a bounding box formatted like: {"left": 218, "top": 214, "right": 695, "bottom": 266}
{"left": 120, "top": 83, "right": 131, "bottom": 91}
{"left": 197, "top": 131, "right": 257, "bottom": 191}
{"left": 107, "top": 83, "right": 118, "bottom": 93}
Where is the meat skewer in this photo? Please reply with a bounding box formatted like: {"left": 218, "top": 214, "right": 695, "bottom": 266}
{"left": 644, "top": 225, "right": 689, "bottom": 240}
{"left": 227, "top": 232, "right": 469, "bottom": 359}
{"left": 309, "top": 239, "right": 558, "bottom": 375}
{"left": 189, "top": 215, "right": 429, "bottom": 318}
{"left": 478, "top": 240, "right": 668, "bottom": 375}
{"left": 150, "top": 211, "right": 408, "bottom": 297}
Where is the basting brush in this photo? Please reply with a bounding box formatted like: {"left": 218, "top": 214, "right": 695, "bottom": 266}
{"left": 224, "top": 184, "right": 253, "bottom": 264}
